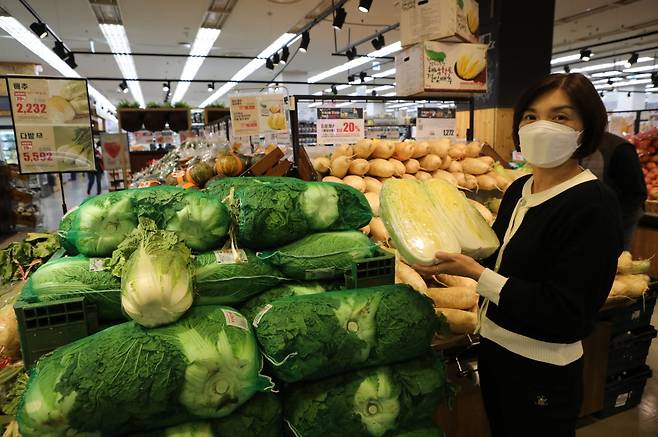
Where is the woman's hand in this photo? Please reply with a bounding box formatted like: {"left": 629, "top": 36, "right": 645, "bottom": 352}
{"left": 413, "top": 252, "right": 485, "bottom": 281}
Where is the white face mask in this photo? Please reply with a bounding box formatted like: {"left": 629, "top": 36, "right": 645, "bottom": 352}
{"left": 518, "top": 120, "right": 582, "bottom": 168}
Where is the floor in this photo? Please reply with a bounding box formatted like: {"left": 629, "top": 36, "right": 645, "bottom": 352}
{"left": 1, "top": 177, "right": 657, "bottom": 436}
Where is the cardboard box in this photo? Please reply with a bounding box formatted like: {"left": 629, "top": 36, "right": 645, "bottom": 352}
{"left": 400, "top": 0, "right": 479, "bottom": 46}
{"left": 395, "top": 41, "right": 487, "bottom": 96}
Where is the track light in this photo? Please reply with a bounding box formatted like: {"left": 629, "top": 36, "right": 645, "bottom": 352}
{"left": 64, "top": 52, "right": 77, "bottom": 69}
{"left": 627, "top": 91, "right": 632, "bottom": 97}
{"left": 371, "top": 34, "right": 385, "bottom": 50}
{"left": 371, "top": 90, "right": 377, "bottom": 96}
{"left": 607, "top": 78, "right": 614, "bottom": 85}
{"left": 348, "top": 74, "right": 355, "bottom": 82}
{"left": 600, "top": 91, "right": 605, "bottom": 97}
{"left": 118, "top": 80, "right": 128, "bottom": 94}
{"left": 346, "top": 47, "right": 357, "bottom": 61}
{"left": 625, "top": 52, "right": 639, "bottom": 68}
{"left": 564, "top": 65, "right": 570, "bottom": 73}
{"left": 580, "top": 49, "right": 592, "bottom": 61}
{"left": 272, "top": 52, "right": 280, "bottom": 65}
{"left": 53, "top": 41, "right": 67, "bottom": 59}
{"left": 266, "top": 57, "right": 274, "bottom": 70}
{"left": 359, "top": 0, "right": 373, "bottom": 13}
{"left": 331, "top": 85, "right": 338, "bottom": 95}
{"left": 208, "top": 82, "right": 214, "bottom": 92}
{"left": 359, "top": 71, "right": 367, "bottom": 83}
{"left": 299, "top": 31, "right": 310, "bottom": 53}
{"left": 652, "top": 72, "right": 658, "bottom": 87}
{"left": 163, "top": 81, "right": 170, "bottom": 92}
{"left": 30, "top": 21, "right": 48, "bottom": 39}
{"left": 281, "top": 46, "right": 290, "bottom": 64}
{"left": 333, "top": 7, "right": 347, "bottom": 30}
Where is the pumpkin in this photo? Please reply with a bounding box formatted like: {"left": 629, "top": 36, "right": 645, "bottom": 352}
{"left": 185, "top": 161, "right": 215, "bottom": 186}
{"left": 215, "top": 154, "right": 244, "bottom": 176}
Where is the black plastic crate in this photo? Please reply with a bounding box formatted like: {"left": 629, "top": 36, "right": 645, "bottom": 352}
{"left": 14, "top": 297, "right": 99, "bottom": 368}
{"left": 344, "top": 249, "right": 395, "bottom": 289}
{"left": 607, "top": 326, "right": 657, "bottom": 378}
{"left": 595, "top": 365, "right": 652, "bottom": 418}
{"left": 599, "top": 285, "right": 657, "bottom": 336}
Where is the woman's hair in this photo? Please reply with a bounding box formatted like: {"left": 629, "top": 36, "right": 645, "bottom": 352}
{"left": 512, "top": 73, "right": 607, "bottom": 159}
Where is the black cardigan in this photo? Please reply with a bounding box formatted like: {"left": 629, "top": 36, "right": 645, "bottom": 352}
{"left": 483, "top": 175, "right": 624, "bottom": 344}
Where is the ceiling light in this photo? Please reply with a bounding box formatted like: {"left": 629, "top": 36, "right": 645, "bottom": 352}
{"left": 600, "top": 91, "right": 604, "bottom": 97}
{"left": 53, "top": 41, "right": 67, "bottom": 59}
{"left": 200, "top": 32, "right": 296, "bottom": 106}
{"left": 308, "top": 41, "right": 401, "bottom": 83}
{"left": 64, "top": 52, "right": 77, "bottom": 69}
{"left": 119, "top": 80, "right": 129, "bottom": 93}
{"left": 170, "top": 27, "right": 221, "bottom": 103}
{"left": 371, "top": 35, "right": 383, "bottom": 50}
{"left": 359, "top": 0, "right": 373, "bottom": 12}
{"left": 564, "top": 65, "right": 570, "bottom": 73}
{"left": 266, "top": 57, "right": 274, "bottom": 70}
{"left": 373, "top": 68, "right": 395, "bottom": 78}
{"left": 346, "top": 47, "right": 357, "bottom": 61}
{"left": 359, "top": 71, "right": 367, "bottom": 82}
{"left": 331, "top": 85, "right": 338, "bottom": 95}
{"left": 333, "top": 7, "right": 347, "bottom": 30}
{"left": 281, "top": 46, "right": 289, "bottom": 64}
{"left": 551, "top": 54, "right": 581, "bottom": 65}
{"left": 299, "top": 31, "right": 310, "bottom": 52}
{"left": 607, "top": 78, "right": 614, "bottom": 85}
{"left": 98, "top": 23, "right": 145, "bottom": 107}
{"left": 580, "top": 49, "right": 592, "bottom": 61}
{"left": 163, "top": 81, "right": 170, "bottom": 91}
{"left": 652, "top": 72, "right": 658, "bottom": 87}
{"left": 272, "top": 52, "right": 280, "bottom": 65}
{"left": 627, "top": 91, "right": 632, "bottom": 97}
{"left": 29, "top": 21, "right": 47, "bottom": 39}
{"left": 207, "top": 82, "right": 214, "bottom": 92}
{"left": 625, "top": 52, "right": 639, "bottom": 68}
{"left": 348, "top": 74, "right": 355, "bottom": 82}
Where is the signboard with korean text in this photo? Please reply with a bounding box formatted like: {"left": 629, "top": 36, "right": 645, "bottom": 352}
{"left": 229, "top": 95, "right": 259, "bottom": 137}
{"left": 258, "top": 94, "right": 287, "bottom": 134}
{"left": 5, "top": 76, "right": 95, "bottom": 174}
{"left": 415, "top": 107, "right": 457, "bottom": 140}
{"left": 316, "top": 107, "right": 365, "bottom": 145}
{"left": 100, "top": 133, "right": 130, "bottom": 170}
{"left": 230, "top": 94, "right": 288, "bottom": 137}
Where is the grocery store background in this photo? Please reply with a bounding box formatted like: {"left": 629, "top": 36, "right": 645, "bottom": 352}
{"left": 0, "top": 0, "right": 658, "bottom": 436}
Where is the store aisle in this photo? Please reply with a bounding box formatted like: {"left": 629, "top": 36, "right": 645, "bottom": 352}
{"left": 39, "top": 173, "right": 108, "bottom": 231}
{"left": 577, "top": 311, "right": 658, "bottom": 437}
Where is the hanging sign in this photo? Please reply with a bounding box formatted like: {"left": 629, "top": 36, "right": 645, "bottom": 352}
{"left": 258, "top": 94, "right": 288, "bottom": 134}
{"left": 230, "top": 94, "right": 288, "bottom": 137}
{"left": 316, "top": 107, "right": 365, "bottom": 145}
{"left": 415, "top": 107, "right": 456, "bottom": 140}
{"left": 229, "top": 95, "right": 260, "bottom": 137}
{"left": 100, "top": 133, "right": 130, "bottom": 170}
{"left": 5, "top": 76, "right": 95, "bottom": 174}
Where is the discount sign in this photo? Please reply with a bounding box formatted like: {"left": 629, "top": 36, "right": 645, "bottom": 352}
{"left": 316, "top": 107, "right": 365, "bottom": 145}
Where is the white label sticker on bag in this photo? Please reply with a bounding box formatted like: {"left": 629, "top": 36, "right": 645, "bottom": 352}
{"left": 89, "top": 258, "right": 105, "bottom": 272}
{"left": 614, "top": 391, "right": 632, "bottom": 408}
{"left": 222, "top": 309, "right": 249, "bottom": 331}
{"left": 214, "top": 249, "right": 247, "bottom": 264}
{"left": 253, "top": 304, "right": 273, "bottom": 328}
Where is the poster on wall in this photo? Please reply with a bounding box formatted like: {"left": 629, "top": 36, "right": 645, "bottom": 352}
{"left": 415, "top": 107, "right": 456, "bottom": 140}
{"left": 316, "top": 107, "right": 365, "bottom": 145}
{"left": 5, "top": 75, "right": 95, "bottom": 174}
{"left": 100, "top": 133, "right": 129, "bottom": 170}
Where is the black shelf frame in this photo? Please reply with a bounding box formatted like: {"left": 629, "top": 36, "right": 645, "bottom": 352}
{"left": 288, "top": 94, "right": 476, "bottom": 165}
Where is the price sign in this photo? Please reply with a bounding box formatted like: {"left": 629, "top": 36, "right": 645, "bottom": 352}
{"left": 416, "top": 107, "right": 457, "bottom": 140}
{"left": 100, "top": 133, "right": 130, "bottom": 170}
{"left": 229, "top": 95, "right": 260, "bottom": 137}
{"left": 316, "top": 107, "right": 365, "bottom": 145}
{"left": 5, "top": 76, "right": 94, "bottom": 174}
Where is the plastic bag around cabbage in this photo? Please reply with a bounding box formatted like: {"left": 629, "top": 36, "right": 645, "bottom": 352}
{"left": 60, "top": 187, "right": 229, "bottom": 257}
{"left": 205, "top": 177, "right": 372, "bottom": 249}
{"left": 239, "top": 282, "right": 335, "bottom": 322}
{"left": 380, "top": 179, "right": 461, "bottom": 266}
{"left": 253, "top": 284, "right": 441, "bottom": 383}
{"left": 256, "top": 231, "right": 377, "bottom": 281}
{"left": 17, "top": 306, "right": 273, "bottom": 437}
{"left": 284, "top": 355, "right": 452, "bottom": 437}
{"left": 138, "top": 393, "right": 282, "bottom": 437}
{"left": 19, "top": 255, "right": 124, "bottom": 322}
{"left": 192, "top": 249, "right": 288, "bottom": 306}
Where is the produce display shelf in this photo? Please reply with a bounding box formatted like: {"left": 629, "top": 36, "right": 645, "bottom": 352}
{"left": 594, "top": 365, "right": 653, "bottom": 418}
{"left": 607, "top": 325, "right": 657, "bottom": 378}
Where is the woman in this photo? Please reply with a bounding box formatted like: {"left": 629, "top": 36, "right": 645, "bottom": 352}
{"left": 416, "top": 73, "right": 623, "bottom": 437}
{"left": 87, "top": 142, "right": 104, "bottom": 196}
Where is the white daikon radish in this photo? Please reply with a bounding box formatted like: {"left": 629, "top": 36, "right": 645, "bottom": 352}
{"left": 333, "top": 144, "right": 354, "bottom": 159}
{"left": 360, "top": 224, "right": 371, "bottom": 235}
{"left": 427, "top": 287, "right": 478, "bottom": 310}
{"left": 365, "top": 191, "right": 380, "bottom": 216}
{"left": 369, "top": 217, "right": 390, "bottom": 243}
{"left": 402, "top": 174, "right": 416, "bottom": 180}
{"left": 419, "top": 154, "right": 442, "bottom": 171}
{"left": 448, "top": 143, "right": 467, "bottom": 160}
{"left": 322, "top": 176, "right": 344, "bottom": 184}
{"left": 440, "top": 155, "right": 453, "bottom": 170}
{"left": 468, "top": 199, "right": 494, "bottom": 224}
{"left": 488, "top": 171, "right": 510, "bottom": 190}
{"left": 415, "top": 171, "right": 432, "bottom": 181}
{"left": 432, "top": 169, "right": 458, "bottom": 186}
{"left": 412, "top": 141, "right": 430, "bottom": 158}
{"left": 452, "top": 172, "right": 466, "bottom": 187}
{"left": 429, "top": 138, "right": 451, "bottom": 158}
{"left": 354, "top": 139, "right": 376, "bottom": 159}
{"left": 388, "top": 158, "right": 406, "bottom": 177}
{"left": 461, "top": 157, "right": 491, "bottom": 175}
{"left": 435, "top": 308, "right": 477, "bottom": 334}
{"left": 617, "top": 251, "right": 633, "bottom": 273}
{"left": 435, "top": 274, "right": 477, "bottom": 289}
{"left": 464, "top": 141, "right": 483, "bottom": 158}
{"left": 476, "top": 174, "right": 498, "bottom": 191}
{"left": 343, "top": 175, "right": 366, "bottom": 192}
{"left": 463, "top": 174, "right": 478, "bottom": 190}
{"left": 371, "top": 140, "right": 396, "bottom": 159}
{"left": 404, "top": 159, "right": 421, "bottom": 174}
{"left": 313, "top": 157, "right": 331, "bottom": 174}
{"left": 363, "top": 176, "right": 383, "bottom": 194}
{"left": 348, "top": 158, "right": 370, "bottom": 176}
{"left": 367, "top": 158, "right": 396, "bottom": 178}
{"left": 393, "top": 141, "right": 415, "bottom": 161}
{"left": 448, "top": 160, "right": 463, "bottom": 173}
{"left": 479, "top": 156, "right": 495, "bottom": 166}
{"left": 396, "top": 262, "right": 428, "bottom": 294}
{"left": 330, "top": 156, "right": 352, "bottom": 178}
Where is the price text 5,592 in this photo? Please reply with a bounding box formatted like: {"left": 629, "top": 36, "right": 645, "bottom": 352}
{"left": 16, "top": 103, "right": 47, "bottom": 114}
{"left": 23, "top": 151, "right": 53, "bottom": 162}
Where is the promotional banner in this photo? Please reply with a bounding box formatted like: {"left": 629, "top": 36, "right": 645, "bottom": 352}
{"left": 5, "top": 76, "right": 94, "bottom": 174}
{"left": 100, "top": 133, "right": 130, "bottom": 170}
{"left": 316, "top": 107, "right": 365, "bottom": 145}
{"left": 230, "top": 94, "right": 288, "bottom": 137}
{"left": 415, "top": 107, "right": 457, "bottom": 140}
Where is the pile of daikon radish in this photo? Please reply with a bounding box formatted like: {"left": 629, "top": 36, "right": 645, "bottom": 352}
{"left": 313, "top": 138, "right": 516, "bottom": 193}
{"left": 609, "top": 251, "right": 653, "bottom": 299}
